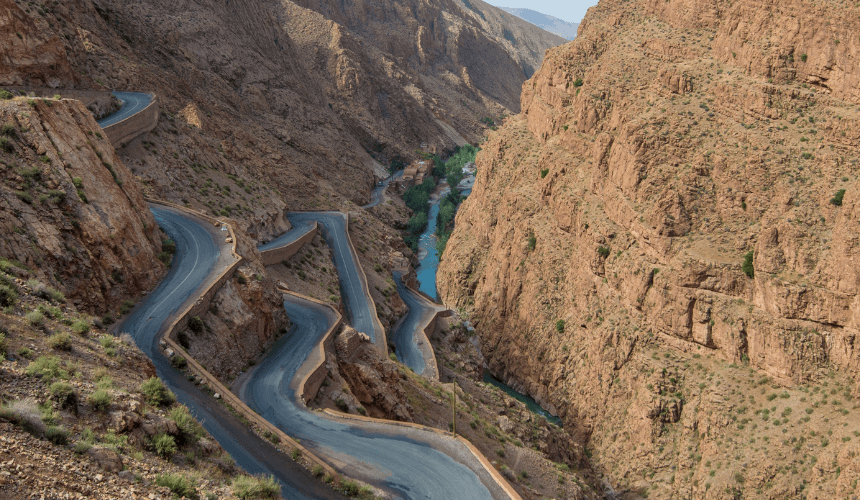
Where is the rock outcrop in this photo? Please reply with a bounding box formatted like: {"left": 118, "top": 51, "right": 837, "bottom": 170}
{"left": 440, "top": 0, "right": 860, "bottom": 496}
{"left": 0, "top": 98, "right": 164, "bottom": 313}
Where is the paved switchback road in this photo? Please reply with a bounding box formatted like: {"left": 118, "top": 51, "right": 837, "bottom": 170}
{"left": 391, "top": 271, "right": 434, "bottom": 375}
{"left": 119, "top": 206, "right": 344, "bottom": 500}
{"left": 97, "top": 92, "right": 152, "bottom": 128}
{"left": 238, "top": 293, "right": 499, "bottom": 500}
{"left": 241, "top": 212, "right": 502, "bottom": 500}
{"left": 285, "top": 212, "right": 383, "bottom": 346}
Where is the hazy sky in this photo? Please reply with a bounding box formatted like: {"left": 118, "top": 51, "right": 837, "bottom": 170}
{"left": 484, "top": 1, "right": 599, "bottom": 24}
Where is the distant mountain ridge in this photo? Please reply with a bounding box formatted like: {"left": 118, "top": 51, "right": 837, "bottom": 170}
{"left": 500, "top": 7, "right": 579, "bottom": 39}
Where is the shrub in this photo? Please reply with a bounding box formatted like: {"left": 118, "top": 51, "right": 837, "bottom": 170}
{"left": 800, "top": 53, "right": 808, "bottom": 62}
{"left": 25, "top": 310, "right": 44, "bottom": 326}
{"left": 45, "top": 425, "right": 70, "bottom": 445}
{"left": 312, "top": 465, "right": 324, "bottom": 477}
{"left": 99, "top": 335, "right": 115, "bottom": 349}
{"left": 597, "top": 246, "right": 610, "bottom": 258}
{"left": 88, "top": 389, "right": 112, "bottom": 412}
{"left": 151, "top": 433, "right": 178, "bottom": 459}
{"left": 155, "top": 473, "right": 197, "bottom": 499}
{"left": 177, "top": 330, "right": 190, "bottom": 349}
{"left": 335, "top": 398, "right": 349, "bottom": 412}
{"left": 742, "top": 250, "right": 755, "bottom": 278}
{"left": 47, "top": 333, "right": 72, "bottom": 351}
{"left": 73, "top": 440, "right": 92, "bottom": 454}
{"left": 26, "top": 355, "right": 68, "bottom": 381}
{"left": 527, "top": 233, "right": 536, "bottom": 251}
{"left": 232, "top": 474, "right": 280, "bottom": 499}
{"left": 831, "top": 189, "right": 846, "bottom": 206}
{"left": 0, "top": 90, "right": 12, "bottom": 100}
{"left": 0, "top": 137, "right": 12, "bottom": 153}
{"left": 0, "top": 332, "right": 5, "bottom": 358}
{"left": 540, "top": 169, "right": 549, "bottom": 178}
{"left": 171, "top": 355, "right": 187, "bottom": 368}
{"left": 0, "top": 398, "right": 46, "bottom": 436}
{"left": 555, "top": 319, "right": 565, "bottom": 333}
{"left": 290, "top": 447, "right": 301, "bottom": 460}
{"left": 573, "top": 78, "right": 584, "bottom": 87}
{"left": 389, "top": 353, "right": 398, "bottom": 362}
{"left": 49, "top": 381, "right": 77, "bottom": 409}
{"left": 262, "top": 430, "right": 280, "bottom": 444}
{"left": 71, "top": 319, "right": 90, "bottom": 335}
{"left": 1, "top": 123, "right": 17, "bottom": 137}
{"left": 140, "top": 377, "right": 175, "bottom": 406}
{"left": 188, "top": 316, "right": 204, "bottom": 333}
{"left": 169, "top": 406, "right": 205, "bottom": 443}
{"left": 356, "top": 406, "right": 366, "bottom": 416}
{"left": 0, "top": 283, "right": 17, "bottom": 307}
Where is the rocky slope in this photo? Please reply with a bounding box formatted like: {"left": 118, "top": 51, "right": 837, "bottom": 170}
{"left": 439, "top": 0, "right": 860, "bottom": 497}
{"left": 0, "top": 269, "right": 271, "bottom": 500}
{"left": 0, "top": 97, "right": 164, "bottom": 315}
{"left": 1, "top": 0, "right": 564, "bottom": 244}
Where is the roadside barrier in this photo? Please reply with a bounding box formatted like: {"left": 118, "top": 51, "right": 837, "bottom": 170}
{"left": 259, "top": 222, "right": 318, "bottom": 266}
{"left": 102, "top": 93, "right": 159, "bottom": 146}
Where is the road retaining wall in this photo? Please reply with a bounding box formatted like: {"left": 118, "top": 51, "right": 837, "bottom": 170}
{"left": 260, "top": 223, "right": 318, "bottom": 266}
{"left": 103, "top": 94, "right": 159, "bottom": 146}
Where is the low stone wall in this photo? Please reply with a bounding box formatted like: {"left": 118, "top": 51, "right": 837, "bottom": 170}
{"left": 103, "top": 94, "right": 159, "bottom": 146}
{"left": 260, "top": 222, "right": 318, "bottom": 266}
{"left": 346, "top": 213, "right": 387, "bottom": 355}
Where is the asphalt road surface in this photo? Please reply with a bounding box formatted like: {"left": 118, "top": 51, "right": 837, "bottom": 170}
{"left": 286, "top": 212, "right": 383, "bottom": 345}
{"left": 362, "top": 171, "right": 401, "bottom": 209}
{"left": 237, "top": 293, "right": 498, "bottom": 500}
{"left": 391, "top": 271, "right": 431, "bottom": 375}
{"left": 119, "top": 206, "right": 343, "bottom": 500}
{"left": 97, "top": 92, "right": 152, "bottom": 128}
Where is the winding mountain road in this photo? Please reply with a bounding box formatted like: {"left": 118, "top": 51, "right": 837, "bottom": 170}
{"left": 120, "top": 206, "right": 343, "bottom": 500}
{"left": 96, "top": 92, "right": 152, "bottom": 128}
{"left": 108, "top": 91, "right": 505, "bottom": 498}
{"left": 391, "top": 271, "right": 440, "bottom": 376}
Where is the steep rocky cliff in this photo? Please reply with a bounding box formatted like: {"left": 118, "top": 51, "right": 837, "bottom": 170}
{"left": 440, "top": 0, "right": 860, "bottom": 497}
{"left": 0, "top": 97, "right": 164, "bottom": 314}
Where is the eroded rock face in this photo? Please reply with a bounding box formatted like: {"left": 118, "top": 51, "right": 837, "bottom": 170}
{"left": 336, "top": 326, "right": 412, "bottom": 421}
{"left": 440, "top": 0, "right": 860, "bottom": 496}
{"left": 186, "top": 275, "right": 288, "bottom": 383}
{"left": 0, "top": 0, "right": 80, "bottom": 88}
{"left": 0, "top": 99, "right": 164, "bottom": 313}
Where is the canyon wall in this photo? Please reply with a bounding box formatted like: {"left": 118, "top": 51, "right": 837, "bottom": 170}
{"left": 0, "top": 98, "right": 164, "bottom": 313}
{"left": 439, "top": 0, "right": 860, "bottom": 497}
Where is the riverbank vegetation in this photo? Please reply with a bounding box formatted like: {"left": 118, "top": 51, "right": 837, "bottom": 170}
{"left": 436, "top": 145, "right": 478, "bottom": 255}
